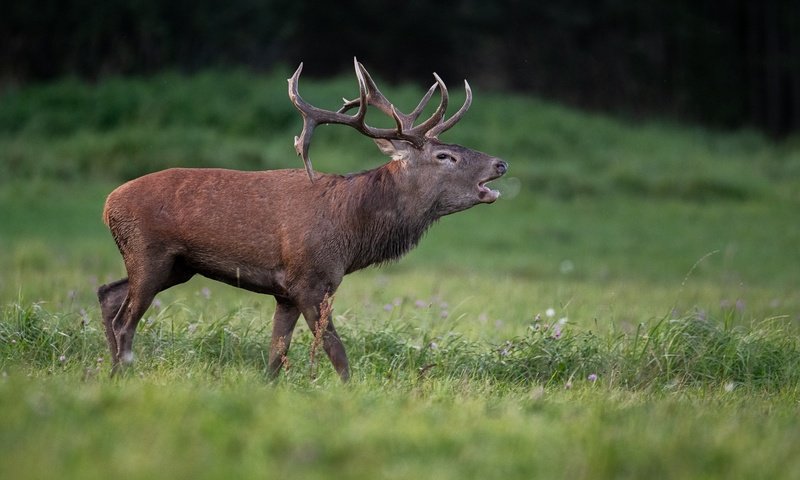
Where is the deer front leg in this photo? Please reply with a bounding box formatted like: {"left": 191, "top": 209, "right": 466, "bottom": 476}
{"left": 267, "top": 299, "right": 301, "bottom": 379}
{"left": 299, "top": 292, "right": 350, "bottom": 382}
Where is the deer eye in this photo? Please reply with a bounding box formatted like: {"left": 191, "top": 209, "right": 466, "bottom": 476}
{"left": 436, "top": 153, "right": 457, "bottom": 162}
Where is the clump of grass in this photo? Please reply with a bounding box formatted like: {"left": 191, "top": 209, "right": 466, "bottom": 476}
{"left": 340, "top": 308, "right": 800, "bottom": 391}
{"left": 620, "top": 313, "right": 800, "bottom": 389}
{"left": 0, "top": 301, "right": 104, "bottom": 371}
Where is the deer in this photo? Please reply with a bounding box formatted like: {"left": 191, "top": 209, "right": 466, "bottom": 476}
{"left": 96, "top": 58, "right": 508, "bottom": 381}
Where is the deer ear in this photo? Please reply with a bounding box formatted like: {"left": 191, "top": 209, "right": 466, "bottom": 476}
{"left": 374, "top": 139, "right": 413, "bottom": 161}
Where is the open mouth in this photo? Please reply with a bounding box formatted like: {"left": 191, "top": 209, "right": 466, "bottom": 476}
{"left": 477, "top": 176, "right": 502, "bottom": 202}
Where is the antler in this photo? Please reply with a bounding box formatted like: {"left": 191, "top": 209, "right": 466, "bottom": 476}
{"left": 287, "top": 57, "right": 472, "bottom": 181}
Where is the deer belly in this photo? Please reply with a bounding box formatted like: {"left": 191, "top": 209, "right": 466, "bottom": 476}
{"left": 180, "top": 246, "right": 288, "bottom": 296}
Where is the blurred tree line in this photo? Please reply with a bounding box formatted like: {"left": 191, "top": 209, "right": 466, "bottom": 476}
{"left": 2, "top": 0, "right": 799, "bottom": 136}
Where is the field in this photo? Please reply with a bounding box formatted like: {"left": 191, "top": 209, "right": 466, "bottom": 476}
{"left": 1, "top": 69, "right": 800, "bottom": 479}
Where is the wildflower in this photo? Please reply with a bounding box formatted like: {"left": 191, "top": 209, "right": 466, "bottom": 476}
{"left": 58, "top": 355, "right": 67, "bottom": 363}
{"left": 500, "top": 348, "right": 510, "bottom": 357}
{"left": 428, "top": 341, "right": 438, "bottom": 350}
{"left": 415, "top": 300, "right": 428, "bottom": 308}
{"left": 558, "top": 316, "right": 568, "bottom": 325}
{"left": 545, "top": 308, "right": 556, "bottom": 318}
{"left": 534, "top": 313, "right": 541, "bottom": 322}
{"left": 724, "top": 381, "right": 736, "bottom": 393}
{"left": 383, "top": 304, "right": 394, "bottom": 312}
{"left": 552, "top": 325, "right": 562, "bottom": 339}
{"left": 565, "top": 381, "right": 573, "bottom": 390}
{"left": 587, "top": 373, "right": 598, "bottom": 382}
{"left": 187, "top": 323, "right": 199, "bottom": 334}
{"left": 440, "top": 310, "right": 449, "bottom": 319}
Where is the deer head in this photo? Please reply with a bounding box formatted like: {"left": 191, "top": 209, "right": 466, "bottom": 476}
{"left": 288, "top": 58, "right": 507, "bottom": 216}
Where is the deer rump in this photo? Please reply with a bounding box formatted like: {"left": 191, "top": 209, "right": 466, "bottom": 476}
{"left": 98, "top": 59, "right": 507, "bottom": 381}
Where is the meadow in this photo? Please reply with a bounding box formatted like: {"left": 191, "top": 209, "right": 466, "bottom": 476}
{"left": 1, "top": 68, "right": 800, "bottom": 479}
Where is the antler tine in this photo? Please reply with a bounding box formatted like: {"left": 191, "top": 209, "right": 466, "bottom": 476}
{"left": 408, "top": 73, "right": 449, "bottom": 136}
{"left": 426, "top": 79, "right": 472, "bottom": 138}
{"left": 407, "top": 82, "right": 439, "bottom": 124}
{"left": 353, "top": 59, "right": 405, "bottom": 138}
{"left": 287, "top": 63, "right": 318, "bottom": 181}
{"left": 351, "top": 58, "right": 370, "bottom": 123}
{"left": 336, "top": 64, "right": 372, "bottom": 115}
{"left": 354, "top": 60, "right": 398, "bottom": 120}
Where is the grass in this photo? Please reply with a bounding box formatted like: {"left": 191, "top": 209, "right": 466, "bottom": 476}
{"left": 1, "top": 68, "right": 800, "bottom": 479}
{"left": 4, "top": 375, "right": 799, "bottom": 480}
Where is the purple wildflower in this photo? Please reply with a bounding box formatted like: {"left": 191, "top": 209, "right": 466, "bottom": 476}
{"left": 552, "top": 325, "right": 562, "bottom": 339}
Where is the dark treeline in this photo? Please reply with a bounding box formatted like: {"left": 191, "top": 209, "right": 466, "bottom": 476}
{"left": 2, "top": 0, "right": 799, "bottom": 136}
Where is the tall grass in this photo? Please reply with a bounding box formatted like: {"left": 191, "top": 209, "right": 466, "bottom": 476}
{"left": 3, "top": 298, "right": 798, "bottom": 392}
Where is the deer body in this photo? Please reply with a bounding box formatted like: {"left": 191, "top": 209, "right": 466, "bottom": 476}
{"left": 98, "top": 60, "right": 506, "bottom": 380}
{"left": 104, "top": 164, "right": 439, "bottom": 296}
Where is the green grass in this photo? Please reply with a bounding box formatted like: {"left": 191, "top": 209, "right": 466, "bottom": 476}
{"left": 1, "top": 69, "right": 800, "bottom": 479}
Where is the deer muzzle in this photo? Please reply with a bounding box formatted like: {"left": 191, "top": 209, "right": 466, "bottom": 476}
{"left": 478, "top": 158, "right": 508, "bottom": 203}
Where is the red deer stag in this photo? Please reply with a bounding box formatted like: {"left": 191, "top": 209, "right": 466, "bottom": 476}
{"left": 97, "top": 59, "right": 507, "bottom": 380}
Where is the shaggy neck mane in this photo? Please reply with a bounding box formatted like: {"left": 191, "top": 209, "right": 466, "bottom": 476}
{"left": 332, "top": 162, "right": 439, "bottom": 273}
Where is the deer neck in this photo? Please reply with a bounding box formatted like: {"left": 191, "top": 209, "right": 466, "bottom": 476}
{"left": 340, "top": 161, "right": 439, "bottom": 272}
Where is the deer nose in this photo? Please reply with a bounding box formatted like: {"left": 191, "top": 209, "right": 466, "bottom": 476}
{"left": 494, "top": 159, "right": 508, "bottom": 175}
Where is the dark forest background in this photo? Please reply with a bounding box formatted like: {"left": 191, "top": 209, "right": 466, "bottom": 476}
{"left": 2, "top": 0, "right": 799, "bottom": 136}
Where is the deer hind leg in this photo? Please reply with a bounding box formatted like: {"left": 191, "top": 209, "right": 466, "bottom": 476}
{"left": 299, "top": 293, "right": 350, "bottom": 382}
{"left": 267, "top": 298, "right": 301, "bottom": 379}
{"left": 97, "top": 278, "right": 130, "bottom": 361}
{"left": 111, "top": 256, "right": 193, "bottom": 374}
{"left": 113, "top": 285, "right": 157, "bottom": 373}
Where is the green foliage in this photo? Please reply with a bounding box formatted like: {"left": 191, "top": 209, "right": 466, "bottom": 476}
{"left": 2, "top": 70, "right": 799, "bottom": 199}
{"left": 4, "top": 1, "right": 800, "bottom": 135}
